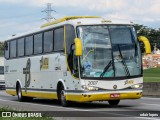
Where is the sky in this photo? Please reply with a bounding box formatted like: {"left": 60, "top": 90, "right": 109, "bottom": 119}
{"left": 0, "top": 0, "right": 160, "bottom": 41}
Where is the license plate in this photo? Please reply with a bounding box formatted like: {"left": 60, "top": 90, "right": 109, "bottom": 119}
{"left": 110, "top": 93, "right": 120, "bottom": 98}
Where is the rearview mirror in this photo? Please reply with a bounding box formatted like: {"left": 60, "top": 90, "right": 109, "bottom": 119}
{"left": 74, "top": 38, "right": 82, "bottom": 56}
{"left": 138, "top": 36, "right": 151, "bottom": 54}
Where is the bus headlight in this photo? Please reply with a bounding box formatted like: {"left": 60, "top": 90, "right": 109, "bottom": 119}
{"left": 131, "top": 83, "right": 143, "bottom": 89}
{"left": 82, "top": 85, "right": 99, "bottom": 91}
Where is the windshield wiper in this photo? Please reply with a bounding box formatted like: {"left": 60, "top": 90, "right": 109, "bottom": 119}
{"left": 117, "top": 45, "right": 130, "bottom": 76}
{"left": 100, "top": 59, "right": 113, "bottom": 77}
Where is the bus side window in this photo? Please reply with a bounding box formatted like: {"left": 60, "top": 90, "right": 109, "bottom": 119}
{"left": 68, "top": 45, "right": 78, "bottom": 77}
{"left": 44, "top": 31, "right": 53, "bottom": 53}
{"left": 34, "top": 33, "right": 43, "bottom": 54}
{"left": 65, "top": 25, "right": 78, "bottom": 77}
{"left": 10, "top": 40, "right": 17, "bottom": 58}
{"left": 54, "top": 27, "right": 64, "bottom": 51}
{"left": 73, "top": 50, "right": 79, "bottom": 77}
{"left": 17, "top": 38, "right": 24, "bottom": 57}
{"left": 25, "top": 36, "right": 33, "bottom": 56}
{"left": 4, "top": 42, "right": 9, "bottom": 59}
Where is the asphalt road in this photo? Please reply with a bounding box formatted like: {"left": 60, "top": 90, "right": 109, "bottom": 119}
{"left": 0, "top": 90, "right": 160, "bottom": 120}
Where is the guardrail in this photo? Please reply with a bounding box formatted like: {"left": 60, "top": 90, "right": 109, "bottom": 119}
{"left": 143, "top": 82, "right": 160, "bottom": 97}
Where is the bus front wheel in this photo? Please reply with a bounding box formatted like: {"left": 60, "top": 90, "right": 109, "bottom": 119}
{"left": 59, "top": 85, "right": 69, "bottom": 107}
{"left": 108, "top": 100, "right": 120, "bottom": 106}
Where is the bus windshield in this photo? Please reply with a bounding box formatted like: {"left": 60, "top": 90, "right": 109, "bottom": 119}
{"left": 77, "top": 25, "right": 142, "bottom": 79}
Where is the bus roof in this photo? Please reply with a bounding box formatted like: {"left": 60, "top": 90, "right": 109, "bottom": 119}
{"left": 5, "top": 16, "right": 133, "bottom": 41}
{"left": 41, "top": 16, "right": 133, "bottom": 28}
{"left": 40, "top": 16, "right": 101, "bottom": 28}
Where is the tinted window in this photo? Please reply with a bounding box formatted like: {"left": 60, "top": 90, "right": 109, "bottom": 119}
{"left": 17, "top": 38, "right": 24, "bottom": 57}
{"left": 44, "top": 31, "right": 53, "bottom": 53}
{"left": 66, "top": 25, "right": 77, "bottom": 76}
{"left": 4, "top": 42, "right": 9, "bottom": 59}
{"left": 25, "top": 36, "right": 33, "bottom": 56}
{"left": 0, "top": 66, "right": 4, "bottom": 74}
{"left": 54, "top": 27, "right": 64, "bottom": 51}
{"left": 109, "top": 26, "right": 134, "bottom": 44}
{"left": 66, "top": 25, "right": 75, "bottom": 53}
{"left": 10, "top": 40, "right": 17, "bottom": 58}
{"left": 34, "top": 33, "right": 43, "bottom": 54}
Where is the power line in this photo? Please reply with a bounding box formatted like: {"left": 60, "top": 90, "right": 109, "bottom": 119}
{"left": 42, "top": 3, "right": 56, "bottom": 22}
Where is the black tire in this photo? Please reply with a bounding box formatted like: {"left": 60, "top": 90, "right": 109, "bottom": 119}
{"left": 58, "top": 85, "right": 69, "bottom": 107}
{"left": 108, "top": 100, "right": 120, "bottom": 106}
{"left": 17, "top": 85, "right": 33, "bottom": 102}
{"left": 17, "top": 85, "right": 25, "bottom": 102}
{"left": 25, "top": 96, "right": 33, "bottom": 102}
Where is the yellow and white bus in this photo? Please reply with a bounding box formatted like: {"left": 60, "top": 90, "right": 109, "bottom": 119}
{"left": 4, "top": 16, "right": 151, "bottom": 107}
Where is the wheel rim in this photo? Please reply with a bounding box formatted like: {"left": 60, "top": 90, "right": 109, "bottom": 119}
{"left": 61, "top": 90, "right": 66, "bottom": 104}
{"left": 18, "top": 87, "right": 22, "bottom": 99}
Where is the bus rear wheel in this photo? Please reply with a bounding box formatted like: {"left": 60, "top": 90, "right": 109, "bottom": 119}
{"left": 17, "top": 85, "right": 25, "bottom": 102}
{"left": 59, "top": 85, "right": 69, "bottom": 107}
{"left": 17, "top": 85, "right": 33, "bottom": 102}
{"left": 108, "top": 100, "right": 120, "bottom": 106}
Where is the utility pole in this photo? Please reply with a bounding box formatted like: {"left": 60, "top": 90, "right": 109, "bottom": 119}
{"left": 42, "top": 3, "right": 56, "bottom": 22}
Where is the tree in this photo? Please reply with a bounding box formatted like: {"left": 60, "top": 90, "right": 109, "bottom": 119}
{"left": 134, "top": 24, "right": 160, "bottom": 53}
{"left": 0, "top": 42, "right": 4, "bottom": 56}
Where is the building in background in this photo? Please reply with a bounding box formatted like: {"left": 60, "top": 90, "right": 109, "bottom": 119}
{"left": 143, "top": 44, "right": 160, "bottom": 69}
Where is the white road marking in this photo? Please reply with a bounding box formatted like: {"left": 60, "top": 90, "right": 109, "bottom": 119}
{"left": 0, "top": 98, "right": 159, "bottom": 120}
{"left": 0, "top": 98, "right": 82, "bottom": 111}
{"left": 141, "top": 103, "right": 160, "bottom": 107}
{"left": 142, "top": 97, "right": 160, "bottom": 100}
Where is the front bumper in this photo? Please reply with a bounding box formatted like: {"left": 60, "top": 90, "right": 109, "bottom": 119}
{"left": 65, "top": 90, "right": 142, "bottom": 102}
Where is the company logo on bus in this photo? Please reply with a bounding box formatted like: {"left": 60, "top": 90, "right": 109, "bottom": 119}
{"left": 40, "top": 56, "right": 49, "bottom": 70}
{"left": 124, "top": 80, "right": 134, "bottom": 85}
{"left": 113, "top": 85, "right": 117, "bottom": 89}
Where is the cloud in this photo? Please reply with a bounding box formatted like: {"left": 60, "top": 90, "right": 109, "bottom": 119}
{"left": 96, "top": 0, "right": 160, "bottom": 26}
{"left": 0, "top": 0, "right": 22, "bottom": 3}
{"left": 1, "top": 0, "right": 159, "bottom": 21}
{"left": 0, "top": 20, "right": 43, "bottom": 41}
{"left": 0, "top": 0, "right": 160, "bottom": 40}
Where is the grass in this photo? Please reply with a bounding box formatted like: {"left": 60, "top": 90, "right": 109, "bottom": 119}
{"left": 0, "top": 107, "right": 53, "bottom": 120}
{"left": 143, "top": 68, "right": 160, "bottom": 82}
